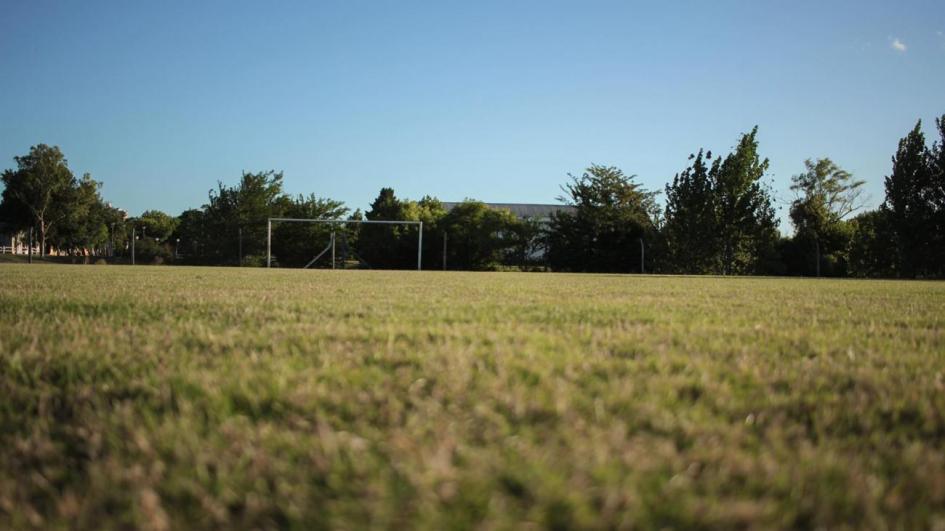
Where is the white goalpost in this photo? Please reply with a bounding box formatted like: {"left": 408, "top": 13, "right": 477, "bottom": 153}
{"left": 266, "top": 218, "right": 424, "bottom": 270}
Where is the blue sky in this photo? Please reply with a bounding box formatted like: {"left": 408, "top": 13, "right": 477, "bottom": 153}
{"left": 1, "top": 1, "right": 943, "bottom": 229}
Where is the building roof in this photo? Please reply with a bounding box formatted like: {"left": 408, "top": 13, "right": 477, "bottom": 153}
{"left": 441, "top": 202, "right": 575, "bottom": 220}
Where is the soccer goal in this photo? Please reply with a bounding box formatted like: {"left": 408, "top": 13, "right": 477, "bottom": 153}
{"left": 267, "top": 218, "right": 424, "bottom": 270}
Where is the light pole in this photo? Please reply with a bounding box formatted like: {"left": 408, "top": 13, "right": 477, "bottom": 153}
{"left": 175, "top": 238, "right": 180, "bottom": 260}
{"left": 131, "top": 227, "right": 136, "bottom": 265}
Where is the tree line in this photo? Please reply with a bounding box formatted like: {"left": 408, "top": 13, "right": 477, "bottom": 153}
{"left": 2, "top": 115, "right": 944, "bottom": 277}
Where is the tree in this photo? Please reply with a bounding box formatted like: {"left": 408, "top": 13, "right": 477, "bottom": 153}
{"left": 358, "top": 188, "right": 420, "bottom": 269}
{"left": 271, "top": 194, "right": 348, "bottom": 267}
{"left": 0, "top": 144, "right": 77, "bottom": 255}
{"left": 788, "top": 158, "right": 864, "bottom": 276}
{"left": 713, "top": 127, "right": 779, "bottom": 274}
{"left": 440, "top": 200, "right": 521, "bottom": 270}
{"left": 883, "top": 121, "right": 936, "bottom": 277}
{"left": 847, "top": 210, "right": 897, "bottom": 278}
{"left": 414, "top": 196, "right": 448, "bottom": 269}
{"left": 661, "top": 129, "right": 779, "bottom": 275}
{"left": 663, "top": 150, "right": 720, "bottom": 273}
{"left": 202, "top": 170, "right": 290, "bottom": 264}
{"left": 174, "top": 209, "right": 209, "bottom": 261}
{"left": 930, "top": 115, "right": 945, "bottom": 276}
{"left": 50, "top": 173, "right": 113, "bottom": 256}
{"left": 504, "top": 216, "right": 545, "bottom": 269}
{"left": 546, "top": 165, "right": 658, "bottom": 273}
{"left": 135, "top": 210, "right": 179, "bottom": 242}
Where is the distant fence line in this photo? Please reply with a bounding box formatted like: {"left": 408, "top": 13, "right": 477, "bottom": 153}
{"left": 0, "top": 245, "right": 42, "bottom": 255}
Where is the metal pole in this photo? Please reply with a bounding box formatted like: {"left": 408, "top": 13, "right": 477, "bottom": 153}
{"left": 443, "top": 232, "right": 447, "bottom": 271}
{"left": 131, "top": 227, "right": 136, "bottom": 265}
{"left": 417, "top": 221, "right": 423, "bottom": 271}
{"left": 28, "top": 227, "right": 33, "bottom": 264}
{"left": 266, "top": 219, "right": 271, "bottom": 268}
{"left": 238, "top": 227, "right": 243, "bottom": 267}
{"left": 639, "top": 237, "right": 644, "bottom": 274}
{"left": 331, "top": 231, "right": 336, "bottom": 270}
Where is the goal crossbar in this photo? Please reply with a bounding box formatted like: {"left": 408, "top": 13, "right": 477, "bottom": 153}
{"left": 266, "top": 218, "right": 424, "bottom": 270}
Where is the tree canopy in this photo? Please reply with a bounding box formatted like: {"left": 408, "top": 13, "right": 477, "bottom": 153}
{"left": 5, "top": 114, "right": 945, "bottom": 277}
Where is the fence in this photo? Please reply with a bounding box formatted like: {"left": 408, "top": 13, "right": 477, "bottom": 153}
{"left": 0, "top": 245, "right": 41, "bottom": 255}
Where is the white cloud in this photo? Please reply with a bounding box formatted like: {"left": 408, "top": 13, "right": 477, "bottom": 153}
{"left": 891, "top": 38, "right": 907, "bottom": 52}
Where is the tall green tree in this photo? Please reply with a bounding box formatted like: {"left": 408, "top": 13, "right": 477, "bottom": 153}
{"left": 714, "top": 127, "right": 779, "bottom": 274}
{"left": 663, "top": 150, "right": 720, "bottom": 273}
{"left": 202, "top": 170, "right": 290, "bottom": 264}
{"left": 358, "top": 188, "right": 421, "bottom": 269}
{"left": 0, "top": 144, "right": 77, "bottom": 255}
{"left": 662, "top": 129, "right": 779, "bottom": 275}
{"left": 930, "top": 115, "right": 945, "bottom": 276}
{"left": 173, "top": 209, "right": 208, "bottom": 261}
{"left": 883, "top": 121, "right": 936, "bottom": 277}
{"left": 546, "top": 165, "right": 658, "bottom": 273}
{"left": 788, "top": 158, "right": 864, "bottom": 276}
{"left": 50, "top": 173, "right": 113, "bottom": 256}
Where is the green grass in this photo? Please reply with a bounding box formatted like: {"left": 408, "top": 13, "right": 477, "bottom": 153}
{"left": 1, "top": 264, "right": 944, "bottom": 529}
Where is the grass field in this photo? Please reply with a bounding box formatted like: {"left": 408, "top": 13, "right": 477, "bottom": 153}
{"left": 1, "top": 265, "right": 944, "bottom": 529}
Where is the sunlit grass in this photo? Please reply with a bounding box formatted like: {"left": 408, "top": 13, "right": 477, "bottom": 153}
{"left": 1, "top": 265, "right": 944, "bottom": 529}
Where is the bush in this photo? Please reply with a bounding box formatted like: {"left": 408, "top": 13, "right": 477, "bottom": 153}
{"left": 242, "top": 254, "right": 268, "bottom": 267}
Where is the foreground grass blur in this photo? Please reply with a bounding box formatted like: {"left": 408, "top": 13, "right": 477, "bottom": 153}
{"left": 1, "top": 265, "right": 944, "bottom": 529}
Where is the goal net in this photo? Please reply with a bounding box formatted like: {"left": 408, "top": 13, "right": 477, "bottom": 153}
{"left": 267, "top": 218, "right": 424, "bottom": 270}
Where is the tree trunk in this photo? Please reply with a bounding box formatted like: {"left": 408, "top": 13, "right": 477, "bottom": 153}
{"left": 39, "top": 219, "right": 46, "bottom": 257}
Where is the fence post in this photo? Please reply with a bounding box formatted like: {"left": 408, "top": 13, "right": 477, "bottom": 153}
{"left": 417, "top": 222, "right": 423, "bottom": 271}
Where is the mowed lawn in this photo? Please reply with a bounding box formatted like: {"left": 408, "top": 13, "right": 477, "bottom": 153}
{"left": 1, "top": 265, "right": 944, "bottom": 529}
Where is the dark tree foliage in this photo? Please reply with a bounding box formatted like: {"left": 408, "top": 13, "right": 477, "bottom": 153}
{"left": 931, "top": 116, "right": 945, "bottom": 276}
{"left": 663, "top": 150, "right": 720, "bottom": 273}
{"left": 786, "top": 158, "right": 864, "bottom": 276}
{"left": 357, "top": 188, "right": 422, "bottom": 269}
{"left": 173, "top": 209, "right": 209, "bottom": 259}
{"left": 662, "top": 129, "right": 779, "bottom": 275}
{"left": 271, "top": 194, "right": 348, "bottom": 267}
{"left": 1, "top": 145, "right": 124, "bottom": 257}
{"left": 173, "top": 171, "right": 347, "bottom": 266}
{"left": 847, "top": 210, "right": 897, "bottom": 278}
{"left": 883, "top": 121, "right": 936, "bottom": 277}
{"left": 52, "top": 174, "right": 130, "bottom": 257}
{"left": 503, "top": 216, "right": 545, "bottom": 270}
{"left": 134, "top": 210, "right": 179, "bottom": 242}
{"left": 1, "top": 145, "right": 79, "bottom": 255}
{"left": 440, "top": 200, "right": 521, "bottom": 270}
{"left": 414, "top": 196, "right": 448, "bottom": 270}
{"left": 200, "top": 170, "right": 291, "bottom": 264}
{"left": 713, "top": 128, "right": 780, "bottom": 274}
{"left": 546, "top": 165, "right": 658, "bottom": 273}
